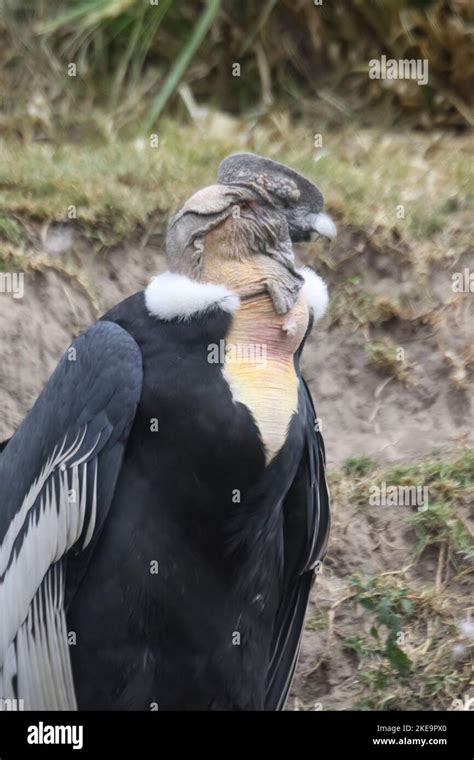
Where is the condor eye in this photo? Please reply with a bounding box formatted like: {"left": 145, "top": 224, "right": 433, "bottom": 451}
{"left": 239, "top": 203, "right": 250, "bottom": 212}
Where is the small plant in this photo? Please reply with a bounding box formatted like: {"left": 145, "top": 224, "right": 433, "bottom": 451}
{"left": 365, "top": 338, "right": 410, "bottom": 382}
{"left": 306, "top": 612, "right": 329, "bottom": 632}
{"left": 343, "top": 634, "right": 368, "bottom": 660}
{"left": 328, "top": 290, "right": 405, "bottom": 329}
{"left": 409, "top": 501, "right": 474, "bottom": 565}
{"left": 350, "top": 574, "right": 413, "bottom": 676}
{"left": 343, "top": 456, "right": 374, "bottom": 478}
{"left": 386, "top": 452, "right": 474, "bottom": 491}
{"left": 0, "top": 215, "right": 26, "bottom": 246}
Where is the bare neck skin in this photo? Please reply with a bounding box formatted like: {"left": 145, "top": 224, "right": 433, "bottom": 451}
{"left": 201, "top": 252, "right": 284, "bottom": 302}
{"left": 199, "top": 220, "right": 304, "bottom": 314}
{"left": 199, "top": 230, "right": 309, "bottom": 463}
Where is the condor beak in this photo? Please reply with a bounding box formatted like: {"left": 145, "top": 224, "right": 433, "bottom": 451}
{"left": 309, "top": 212, "right": 337, "bottom": 241}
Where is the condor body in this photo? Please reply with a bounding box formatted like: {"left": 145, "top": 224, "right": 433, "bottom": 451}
{"left": 0, "top": 153, "right": 333, "bottom": 710}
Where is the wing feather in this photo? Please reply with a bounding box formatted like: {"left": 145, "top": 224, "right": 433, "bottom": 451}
{"left": 265, "top": 377, "right": 330, "bottom": 710}
{"left": 0, "top": 320, "right": 142, "bottom": 709}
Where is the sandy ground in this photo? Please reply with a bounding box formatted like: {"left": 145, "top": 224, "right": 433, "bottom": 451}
{"left": 0, "top": 223, "right": 472, "bottom": 709}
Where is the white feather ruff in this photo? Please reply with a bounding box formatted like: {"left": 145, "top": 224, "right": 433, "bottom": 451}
{"left": 145, "top": 269, "right": 327, "bottom": 326}
{"left": 299, "top": 267, "right": 329, "bottom": 324}
{"left": 145, "top": 271, "right": 240, "bottom": 321}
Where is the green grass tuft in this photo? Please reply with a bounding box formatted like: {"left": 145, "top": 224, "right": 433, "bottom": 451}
{"left": 343, "top": 456, "right": 375, "bottom": 477}
{"left": 0, "top": 215, "right": 26, "bottom": 246}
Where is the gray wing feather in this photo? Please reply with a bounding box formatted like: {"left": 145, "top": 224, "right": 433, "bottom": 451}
{"left": 0, "top": 320, "right": 142, "bottom": 709}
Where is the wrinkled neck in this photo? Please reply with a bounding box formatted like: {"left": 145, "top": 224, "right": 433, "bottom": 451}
{"left": 200, "top": 247, "right": 303, "bottom": 314}
{"left": 200, "top": 254, "right": 269, "bottom": 300}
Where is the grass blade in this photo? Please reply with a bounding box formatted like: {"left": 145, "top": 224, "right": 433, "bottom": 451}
{"left": 143, "top": 0, "right": 221, "bottom": 131}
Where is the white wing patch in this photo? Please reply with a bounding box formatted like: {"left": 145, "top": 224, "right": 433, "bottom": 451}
{"left": 0, "top": 425, "right": 101, "bottom": 710}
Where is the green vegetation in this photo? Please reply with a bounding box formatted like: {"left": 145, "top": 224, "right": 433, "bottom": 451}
{"left": 0, "top": 214, "right": 26, "bottom": 246}
{"left": 343, "top": 456, "right": 375, "bottom": 478}
{"left": 344, "top": 571, "right": 472, "bottom": 710}
{"left": 2, "top": 1, "right": 472, "bottom": 130}
{"left": 349, "top": 574, "right": 414, "bottom": 675}
{"left": 387, "top": 451, "right": 474, "bottom": 489}
{"left": 338, "top": 451, "right": 474, "bottom": 526}
{"left": 365, "top": 339, "right": 411, "bottom": 383}
{"left": 306, "top": 612, "right": 329, "bottom": 632}
{"left": 323, "top": 453, "right": 474, "bottom": 710}
{"left": 410, "top": 502, "right": 474, "bottom": 565}
{"left": 0, "top": 123, "right": 472, "bottom": 251}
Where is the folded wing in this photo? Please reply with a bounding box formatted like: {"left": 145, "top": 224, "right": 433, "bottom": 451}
{"left": 265, "top": 378, "right": 330, "bottom": 710}
{"left": 0, "top": 321, "right": 142, "bottom": 709}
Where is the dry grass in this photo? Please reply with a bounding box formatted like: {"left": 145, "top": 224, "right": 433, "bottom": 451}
{"left": 365, "top": 338, "right": 413, "bottom": 383}
{"left": 0, "top": 119, "right": 472, "bottom": 252}
{"left": 0, "top": 242, "right": 100, "bottom": 314}
{"left": 1, "top": 1, "right": 473, "bottom": 129}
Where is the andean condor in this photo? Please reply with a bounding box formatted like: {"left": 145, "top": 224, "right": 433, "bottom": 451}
{"left": 0, "top": 153, "right": 334, "bottom": 710}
